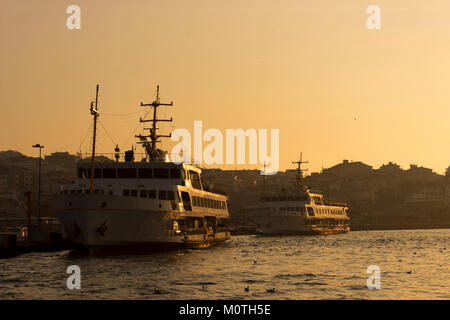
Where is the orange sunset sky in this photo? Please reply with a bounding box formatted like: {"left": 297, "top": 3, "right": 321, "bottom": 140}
{"left": 1, "top": 0, "right": 450, "bottom": 174}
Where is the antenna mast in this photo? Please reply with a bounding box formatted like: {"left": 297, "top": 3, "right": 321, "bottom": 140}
{"left": 137, "top": 85, "right": 173, "bottom": 161}
{"left": 292, "top": 152, "right": 308, "bottom": 190}
{"left": 89, "top": 84, "right": 99, "bottom": 194}
{"left": 263, "top": 161, "right": 267, "bottom": 207}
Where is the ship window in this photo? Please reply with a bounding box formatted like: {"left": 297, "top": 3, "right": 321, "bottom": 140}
{"left": 118, "top": 168, "right": 137, "bottom": 179}
{"left": 84, "top": 189, "right": 90, "bottom": 194}
{"left": 103, "top": 168, "right": 116, "bottom": 178}
{"left": 170, "top": 168, "right": 181, "bottom": 179}
{"left": 87, "top": 168, "right": 102, "bottom": 179}
{"left": 148, "top": 190, "right": 156, "bottom": 199}
{"left": 181, "top": 192, "right": 192, "bottom": 211}
{"left": 130, "top": 190, "right": 138, "bottom": 197}
{"left": 140, "top": 190, "right": 148, "bottom": 198}
{"left": 138, "top": 168, "right": 153, "bottom": 179}
{"left": 108, "top": 190, "right": 114, "bottom": 196}
{"left": 123, "top": 190, "right": 130, "bottom": 196}
{"left": 77, "top": 190, "right": 82, "bottom": 194}
{"left": 189, "top": 171, "right": 202, "bottom": 190}
{"left": 154, "top": 168, "right": 169, "bottom": 179}
{"left": 77, "top": 168, "right": 86, "bottom": 179}
{"left": 159, "top": 190, "right": 167, "bottom": 200}
{"left": 307, "top": 207, "right": 314, "bottom": 216}
{"left": 167, "top": 191, "right": 175, "bottom": 201}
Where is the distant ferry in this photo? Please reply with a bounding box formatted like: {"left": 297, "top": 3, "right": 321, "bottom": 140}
{"left": 53, "top": 86, "right": 231, "bottom": 247}
{"left": 255, "top": 154, "right": 350, "bottom": 235}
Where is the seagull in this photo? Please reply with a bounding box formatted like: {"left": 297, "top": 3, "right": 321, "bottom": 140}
{"left": 398, "top": 258, "right": 402, "bottom": 262}
{"left": 406, "top": 270, "right": 412, "bottom": 274}
{"left": 266, "top": 288, "right": 276, "bottom": 293}
{"left": 244, "top": 286, "right": 249, "bottom": 293}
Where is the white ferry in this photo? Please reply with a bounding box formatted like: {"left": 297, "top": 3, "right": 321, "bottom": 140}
{"left": 53, "top": 86, "right": 231, "bottom": 247}
{"left": 255, "top": 155, "right": 350, "bottom": 235}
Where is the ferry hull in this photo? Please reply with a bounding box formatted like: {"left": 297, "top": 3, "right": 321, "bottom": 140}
{"left": 255, "top": 215, "right": 350, "bottom": 236}
{"left": 53, "top": 195, "right": 230, "bottom": 247}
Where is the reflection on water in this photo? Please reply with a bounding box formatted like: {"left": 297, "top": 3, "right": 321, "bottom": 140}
{"left": 0, "top": 229, "right": 449, "bottom": 299}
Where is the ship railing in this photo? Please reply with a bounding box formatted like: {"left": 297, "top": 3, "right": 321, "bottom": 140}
{"left": 76, "top": 152, "right": 150, "bottom": 163}
{"left": 323, "top": 200, "right": 348, "bottom": 207}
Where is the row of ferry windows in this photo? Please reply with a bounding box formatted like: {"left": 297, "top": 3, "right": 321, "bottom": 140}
{"left": 277, "top": 207, "right": 344, "bottom": 215}
{"left": 315, "top": 208, "right": 345, "bottom": 215}
{"left": 191, "top": 196, "right": 227, "bottom": 210}
{"left": 123, "top": 189, "right": 177, "bottom": 200}
{"left": 304, "top": 219, "right": 349, "bottom": 226}
{"left": 77, "top": 168, "right": 183, "bottom": 179}
{"left": 61, "top": 189, "right": 177, "bottom": 201}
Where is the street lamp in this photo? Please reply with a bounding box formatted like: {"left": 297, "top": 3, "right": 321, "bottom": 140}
{"left": 32, "top": 144, "right": 44, "bottom": 225}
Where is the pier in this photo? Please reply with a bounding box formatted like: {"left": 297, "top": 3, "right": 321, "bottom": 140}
{"left": 0, "top": 218, "right": 74, "bottom": 258}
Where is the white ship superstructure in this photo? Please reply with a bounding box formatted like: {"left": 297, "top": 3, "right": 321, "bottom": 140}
{"left": 255, "top": 154, "right": 350, "bottom": 235}
{"left": 53, "top": 85, "right": 231, "bottom": 247}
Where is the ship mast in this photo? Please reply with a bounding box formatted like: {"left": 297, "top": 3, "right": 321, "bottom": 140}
{"left": 292, "top": 152, "right": 308, "bottom": 190}
{"left": 89, "top": 84, "right": 100, "bottom": 194}
{"left": 136, "top": 85, "right": 173, "bottom": 161}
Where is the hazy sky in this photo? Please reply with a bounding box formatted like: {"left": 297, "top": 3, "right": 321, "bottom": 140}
{"left": 1, "top": 0, "right": 450, "bottom": 173}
